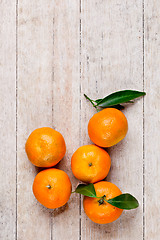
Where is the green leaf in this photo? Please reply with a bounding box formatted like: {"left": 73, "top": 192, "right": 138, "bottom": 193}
{"left": 107, "top": 193, "right": 139, "bottom": 210}
{"left": 94, "top": 98, "right": 103, "bottom": 104}
{"left": 84, "top": 94, "right": 99, "bottom": 111}
{"left": 103, "top": 104, "right": 125, "bottom": 110}
{"left": 96, "top": 90, "right": 146, "bottom": 108}
{"left": 74, "top": 183, "right": 97, "bottom": 198}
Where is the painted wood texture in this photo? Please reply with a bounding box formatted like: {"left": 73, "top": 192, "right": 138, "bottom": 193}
{"left": 80, "top": 1, "right": 143, "bottom": 239}
{"left": 51, "top": 1, "right": 80, "bottom": 239}
{"left": 0, "top": 0, "right": 159, "bottom": 239}
{"left": 144, "top": 0, "right": 160, "bottom": 239}
{"left": 0, "top": 1, "right": 16, "bottom": 240}
{"left": 17, "top": 1, "right": 53, "bottom": 239}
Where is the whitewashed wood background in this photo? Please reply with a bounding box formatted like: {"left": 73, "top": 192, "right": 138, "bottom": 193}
{"left": 0, "top": 0, "right": 159, "bottom": 239}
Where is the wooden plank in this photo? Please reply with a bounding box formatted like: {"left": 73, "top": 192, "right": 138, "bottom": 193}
{"left": 0, "top": 1, "right": 16, "bottom": 239}
{"left": 80, "top": 0, "right": 143, "bottom": 239}
{"left": 17, "top": 1, "right": 54, "bottom": 239}
{"left": 144, "top": 0, "right": 160, "bottom": 239}
{"left": 51, "top": 1, "right": 80, "bottom": 239}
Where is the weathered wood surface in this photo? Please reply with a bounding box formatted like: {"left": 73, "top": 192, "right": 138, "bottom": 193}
{"left": 0, "top": 1, "right": 16, "bottom": 240}
{"left": 51, "top": 1, "right": 80, "bottom": 239}
{"left": 17, "top": 1, "right": 53, "bottom": 239}
{"left": 0, "top": 0, "right": 159, "bottom": 239}
{"left": 144, "top": 0, "right": 160, "bottom": 239}
{"left": 80, "top": 1, "right": 143, "bottom": 239}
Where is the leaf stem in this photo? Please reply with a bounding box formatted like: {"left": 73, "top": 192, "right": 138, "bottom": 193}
{"left": 84, "top": 94, "right": 99, "bottom": 111}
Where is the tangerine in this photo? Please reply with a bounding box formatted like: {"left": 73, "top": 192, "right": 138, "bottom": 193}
{"left": 83, "top": 181, "right": 123, "bottom": 224}
{"left": 71, "top": 145, "right": 111, "bottom": 183}
{"left": 88, "top": 108, "right": 128, "bottom": 147}
{"left": 25, "top": 127, "right": 66, "bottom": 167}
{"left": 33, "top": 168, "right": 72, "bottom": 209}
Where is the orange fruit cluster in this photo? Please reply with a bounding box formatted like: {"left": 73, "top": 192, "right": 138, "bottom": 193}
{"left": 25, "top": 108, "right": 128, "bottom": 224}
{"left": 25, "top": 127, "right": 71, "bottom": 209}
{"left": 71, "top": 108, "right": 128, "bottom": 224}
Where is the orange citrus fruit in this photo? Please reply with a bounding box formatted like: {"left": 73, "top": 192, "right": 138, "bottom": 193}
{"left": 88, "top": 108, "right": 128, "bottom": 147}
{"left": 25, "top": 127, "right": 66, "bottom": 167}
{"left": 83, "top": 181, "right": 123, "bottom": 224}
{"left": 71, "top": 145, "right": 111, "bottom": 183}
{"left": 33, "top": 168, "right": 72, "bottom": 209}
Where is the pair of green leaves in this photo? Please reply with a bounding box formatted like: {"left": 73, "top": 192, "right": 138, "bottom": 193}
{"left": 84, "top": 90, "right": 146, "bottom": 111}
{"left": 74, "top": 184, "right": 139, "bottom": 210}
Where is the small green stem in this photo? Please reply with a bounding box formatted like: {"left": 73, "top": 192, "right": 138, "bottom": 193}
{"left": 98, "top": 198, "right": 104, "bottom": 205}
{"left": 84, "top": 94, "right": 99, "bottom": 112}
{"left": 98, "top": 195, "right": 107, "bottom": 205}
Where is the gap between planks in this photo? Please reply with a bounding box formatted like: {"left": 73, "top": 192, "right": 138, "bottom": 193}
{"left": 142, "top": 0, "right": 145, "bottom": 239}
{"left": 79, "top": 1, "right": 82, "bottom": 240}
{"left": 16, "top": 0, "right": 18, "bottom": 239}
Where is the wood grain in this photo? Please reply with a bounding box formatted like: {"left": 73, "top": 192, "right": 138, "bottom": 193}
{"left": 51, "top": 1, "right": 80, "bottom": 239}
{"left": 17, "top": 1, "right": 54, "bottom": 239}
{"left": 144, "top": 0, "right": 160, "bottom": 238}
{"left": 0, "top": 1, "right": 16, "bottom": 239}
{"left": 0, "top": 0, "right": 160, "bottom": 239}
{"left": 80, "top": 0, "right": 143, "bottom": 239}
